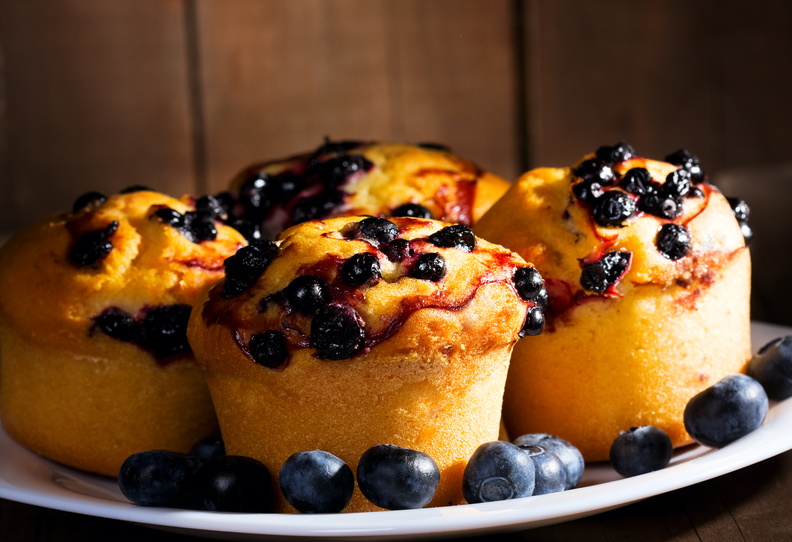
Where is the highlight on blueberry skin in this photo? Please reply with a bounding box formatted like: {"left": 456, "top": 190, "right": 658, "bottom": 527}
{"left": 356, "top": 444, "right": 440, "bottom": 510}
{"left": 279, "top": 450, "right": 354, "bottom": 514}
{"left": 462, "top": 441, "right": 535, "bottom": 504}
{"left": 609, "top": 425, "right": 673, "bottom": 478}
{"left": 513, "top": 433, "right": 584, "bottom": 489}
{"left": 747, "top": 335, "right": 792, "bottom": 401}
{"left": 684, "top": 374, "right": 769, "bottom": 449}
{"left": 517, "top": 445, "right": 567, "bottom": 495}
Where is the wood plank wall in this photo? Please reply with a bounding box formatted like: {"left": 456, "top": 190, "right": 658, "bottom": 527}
{"left": 1, "top": 0, "right": 791, "bottom": 323}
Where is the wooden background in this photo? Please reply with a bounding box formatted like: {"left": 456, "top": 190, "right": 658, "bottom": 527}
{"left": 1, "top": 0, "right": 791, "bottom": 324}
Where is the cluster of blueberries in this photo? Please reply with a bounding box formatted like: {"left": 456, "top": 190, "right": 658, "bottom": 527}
{"left": 118, "top": 328, "right": 792, "bottom": 515}
{"left": 570, "top": 142, "right": 752, "bottom": 295}
{"left": 118, "top": 432, "right": 585, "bottom": 514}
{"left": 219, "top": 217, "right": 548, "bottom": 366}
{"left": 92, "top": 304, "right": 193, "bottom": 361}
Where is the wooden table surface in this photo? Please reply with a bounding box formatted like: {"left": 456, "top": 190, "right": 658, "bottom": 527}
{"left": 2, "top": 448, "right": 792, "bottom": 542}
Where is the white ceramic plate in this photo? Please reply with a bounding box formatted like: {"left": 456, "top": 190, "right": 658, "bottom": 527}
{"left": 1, "top": 321, "right": 791, "bottom": 541}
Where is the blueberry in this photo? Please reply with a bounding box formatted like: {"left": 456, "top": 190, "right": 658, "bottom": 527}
{"left": 620, "top": 168, "right": 654, "bottom": 196}
{"left": 639, "top": 192, "right": 683, "bottom": 220}
{"left": 664, "top": 149, "right": 705, "bottom": 183}
{"left": 519, "top": 306, "right": 545, "bottom": 338}
{"left": 292, "top": 192, "right": 343, "bottom": 224}
{"left": 684, "top": 374, "right": 769, "bottom": 448}
{"left": 195, "top": 194, "right": 229, "bottom": 221}
{"left": 284, "top": 275, "right": 330, "bottom": 314}
{"left": 382, "top": 238, "right": 412, "bottom": 263}
{"left": 573, "top": 158, "right": 615, "bottom": 185}
{"left": 312, "top": 155, "right": 373, "bottom": 187}
{"left": 740, "top": 222, "right": 754, "bottom": 245}
{"left": 182, "top": 209, "right": 218, "bottom": 243}
{"left": 409, "top": 253, "right": 446, "bottom": 282}
{"left": 194, "top": 455, "right": 274, "bottom": 513}
{"left": 514, "top": 266, "right": 544, "bottom": 301}
{"left": 310, "top": 304, "right": 365, "bottom": 360}
{"left": 223, "top": 240, "right": 279, "bottom": 298}
{"left": 229, "top": 218, "right": 263, "bottom": 242}
{"left": 355, "top": 217, "right": 399, "bottom": 247}
{"left": 239, "top": 172, "right": 278, "bottom": 217}
{"left": 189, "top": 434, "right": 226, "bottom": 464}
{"left": 462, "top": 441, "right": 535, "bottom": 503}
{"left": 309, "top": 138, "right": 366, "bottom": 158}
{"left": 609, "top": 426, "right": 673, "bottom": 477}
{"left": 417, "top": 142, "right": 452, "bottom": 152}
{"left": 249, "top": 330, "right": 289, "bottom": 369}
{"left": 279, "top": 450, "right": 355, "bottom": 513}
{"left": 93, "top": 306, "right": 138, "bottom": 342}
{"left": 580, "top": 251, "right": 631, "bottom": 294}
{"left": 153, "top": 207, "right": 185, "bottom": 228}
{"left": 727, "top": 197, "right": 750, "bottom": 224}
{"left": 748, "top": 336, "right": 792, "bottom": 400}
{"left": 517, "top": 445, "right": 567, "bottom": 495}
{"left": 391, "top": 203, "right": 433, "bottom": 219}
{"left": 138, "top": 304, "right": 193, "bottom": 359}
{"left": 571, "top": 179, "right": 604, "bottom": 205}
{"left": 512, "top": 433, "right": 584, "bottom": 489}
{"left": 656, "top": 223, "right": 692, "bottom": 260}
{"left": 660, "top": 169, "right": 692, "bottom": 199}
{"left": 427, "top": 225, "right": 477, "bottom": 252}
{"left": 594, "top": 141, "right": 635, "bottom": 164}
{"left": 118, "top": 450, "right": 197, "bottom": 508}
{"left": 591, "top": 191, "right": 636, "bottom": 227}
{"left": 356, "top": 444, "right": 440, "bottom": 510}
{"left": 72, "top": 191, "right": 107, "bottom": 213}
{"left": 69, "top": 221, "right": 119, "bottom": 266}
{"left": 340, "top": 253, "right": 381, "bottom": 287}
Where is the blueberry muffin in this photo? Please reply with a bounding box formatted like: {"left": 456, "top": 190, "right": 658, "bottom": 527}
{"left": 187, "top": 215, "right": 544, "bottom": 512}
{"left": 218, "top": 140, "right": 510, "bottom": 240}
{"left": 0, "top": 188, "right": 247, "bottom": 476}
{"left": 474, "top": 143, "right": 752, "bottom": 461}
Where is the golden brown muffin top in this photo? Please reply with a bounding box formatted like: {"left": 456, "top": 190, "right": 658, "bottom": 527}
{"left": 194, "top": 215, "right": 543, "bottom": 373}
{"left": 0, "top": 188, "right": 246, "bottom": 360}
{"left": 474, "top": 143, "right": 750, "bottom": 326}
{"left": 225, "top": 140, "right": 510, "bottom": 239}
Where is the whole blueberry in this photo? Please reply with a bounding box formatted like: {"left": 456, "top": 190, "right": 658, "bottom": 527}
{"left": 249, "top": 330, "right": 289, "bottom": 369}
{"left": 182, "top": 209, "right": 218, "bottom": 243}
{"left": 595, "top": 141, "right": 635, "bottom": 164}
{"left": 357, "top": 444, "right": 440, "bottom": 510}
{"left": 609, "top": 426, "right": 673, "bottom": 478}
{"left": 512, "top": 433, "right": 584, "bottom": 489}
{"left": 279, "top": 450, "right": 354, "bottom": 513}
{"left": 340, "top": 253, "right": 381, "bottom": 287}
{"left": 310, "top": 304, "right": 365, "bottom": 360}
{"left": 573, "top": 158, "right": 615, "bottom": 185}
{"left": 223, "top": 240, "right": 279, "bottom": 298}
{"left": 727, "top": 197, "right": 750, "bottom": 224}
{"left": 292, "top": 192, "right": 342, "bottom": 224}
{"left": 382, "top": 238, "right": 412, "bottom": 263}
{"left": 519, "top": 306, "right": 545, "bottom": 337}
{"left": 391, "top": 203, "right": 433, "bottom": 219}
{"left": 462, "top": 441, "right": 535, "bottom": 504}
{"left": 639, "top": 192, "right": 682, "bottom": 220}
{"left": 580, "top": 251, "right": 631, "bottom": 294}
{"left": 514, "top": 266, "right": 544, "bottom": 301}
{"left": 517, "top": 445, "right": 567, "bottom": 495}
{"left": 229, "top": 218, "right": 263, "bottom": 242}
{"left": 93, "top": 306, "right": 138, "bottom": 343}
{"left": 195, "top": 194, "right": 229, "bottom": 221}
{"left": 355, "top": 217, "right": 399, "bottom": 247}
{"left": 660, "top": 169, "right": 692, "bottom": 199}
{"left": 684, "top": 374, "right": 769, "bottom": 448}
{"left": 410, "top": 253, "right": 446, "bottom": 282}
{"left": 118, "top": 450, "right": 196, "bottom": 508}
{"left": 748, "top": 336, "right": 792, "bottom": 400}
{"left": 194, "top": 455, "right": 274, "bottom": 513}
{"left": 153, "top": 207, "right": 185, "bottom": 228}
{"left": 572, "top": 179, "right": 604, "bottom": 205}
{"left": 239, "top": 172, "right": 278, "bottom": 216}
{"left": 284, "top": 275, "right": 330, "bottom": 314}
{"left": 620, "top": 168, "right": 653, "bottom": 196}
{"left": 427, "top": 225, "right": 477, "bottom": 252}
{"left": 656, "top": 223, "right": 692, "bottom": 260}
{"left": 665, "top": 149, "right": 705, "bottom": 183}
{"left": 69, "top": 221, "right": 119, "bottom": 266}
{"left": 138, "top": 304, "right": 193, "bottom": 359}
{"left": 591, "top": 191, "right": 636, "bottom": 227}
